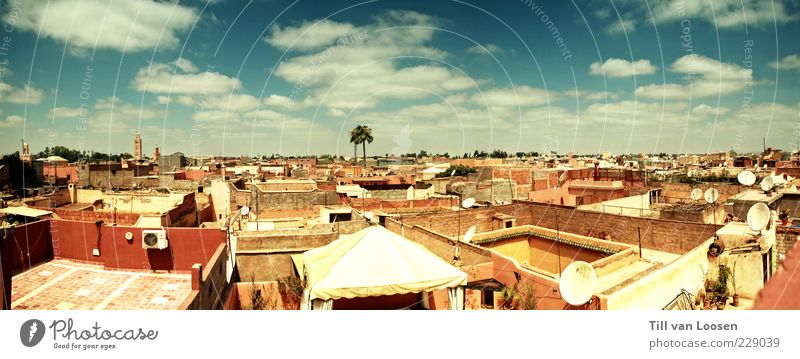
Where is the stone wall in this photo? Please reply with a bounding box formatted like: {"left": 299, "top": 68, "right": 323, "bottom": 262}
{"left": 393, "top": 201, "right": 722, "bottom": 254}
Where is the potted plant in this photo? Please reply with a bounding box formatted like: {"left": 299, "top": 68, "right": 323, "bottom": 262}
{"left": 714, "top": 264, "right": 731, "bottom": 310}
{"left": 778, "top": 210, "right": 790, "bottom": 226}
{"left": 703, "top": 278, "right": 716, "bottom": 309}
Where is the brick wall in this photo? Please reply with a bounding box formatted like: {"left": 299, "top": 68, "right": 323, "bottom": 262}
{"left": 393, "top": 201, "right": 722, "bottom": 254}
{"left": 50, "top": 208, "right": 141, "bottom": 226}
{"left": 384, "top": 219, "right": 493, "bottom": 266}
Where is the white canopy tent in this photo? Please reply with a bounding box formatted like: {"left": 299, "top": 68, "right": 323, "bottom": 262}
{"left": 295, "top": 225, "right": 467, "bottom": 310}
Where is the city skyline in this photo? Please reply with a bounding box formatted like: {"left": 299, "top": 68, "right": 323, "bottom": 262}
{"left": 2, "top": 0, "right": 799, "bottom": 157}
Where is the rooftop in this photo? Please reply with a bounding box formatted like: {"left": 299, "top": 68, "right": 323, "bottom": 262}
{"left": 11, "top": 259, "right": 191, "bottom": 310}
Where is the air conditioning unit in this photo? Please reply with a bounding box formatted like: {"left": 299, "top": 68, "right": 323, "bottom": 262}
{"left": 142, "top": 229, "right": 168, "bottom": 250}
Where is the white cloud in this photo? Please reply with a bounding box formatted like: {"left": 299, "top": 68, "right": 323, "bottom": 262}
{"left": 644, "top": 0, "right": 798, "bottom": 28}
{"left": 48, "top": 106, "right": 86, "bottom": 118}
{"left": 466, "top": 43, "right": 503, "bottom": 55}
{"left": 0, "top": 115, "right": 24, "bottom": 128}
{"left": 471, "top": 85, "right": 555, "bottom": 107}
{"left": 606, "top": 18, "right": 636, "bottom": 34}
{"left": 691, "top": 104, "right": 729, "bottom": 116}
{"left": 174, "top": 57, "right": 199, "bottom": 73}
{"left": 88, "top": 96, "right": 161, "bottom": 134}
{"left": 267, "top": 11, "right": 475, "bottom": 111}
{"left": 0, "top": 82, "right": 44, "bottom": 104}
{"left": 131, "top": 60, "right": 242, "bottom": 95}
{"left": 264, "top": 19, "right": 358, "bottom": 51}
{"left": 589, "top": 58, "right": 656, "bottom": 78}
{"left": 769, "top": 54, "right": 800, "bottom": 70}
{"left": 8, "top": 0, "right": 198, "bottom": 53}
{"left": 635, "top": 54, "right": 752, "bottom": 99}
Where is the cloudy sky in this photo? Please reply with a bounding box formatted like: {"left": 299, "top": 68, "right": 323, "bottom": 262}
{"left": 1, "top": 0, "right": 799, "bottom": 157}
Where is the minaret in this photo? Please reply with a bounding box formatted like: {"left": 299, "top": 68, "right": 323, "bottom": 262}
{"left": 20, "top": 140, "right": 32, "bottom": 163}
{"left": 153, "top": 144, "right": 160, "bottom": 163}
{"left": 134, "top": 131, "right": 142, "bottom": 161}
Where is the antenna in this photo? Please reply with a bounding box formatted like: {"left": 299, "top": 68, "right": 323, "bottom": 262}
{"left": 703, "top": 188, "right": 719, "bottom": 204}
{"left": 704, "top": 188, "right": 720, "bottom": 232}
{"left": 760, "top": 176, "right": 774, "bottom": 192}
{"left": 559, "top": 261, "right": 597, "bottom": 306}
{"left": 690, "top": 188, "right": 703, "bottom": 201}
{"left": 462, "top": 225, "right": 477, "bottom": 243}
{"left": 737, "top": 170, "right": 756, "bottom": 186}
{"left": 746, "top": 203, "right": 770, "bottom": 235}
{"left": 461, "top": 197, "right": 475, "bottom": 209}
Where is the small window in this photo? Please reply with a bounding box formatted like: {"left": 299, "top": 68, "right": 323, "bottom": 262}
{"left": 505, "top": 220, "right": 513, "bottom": 228}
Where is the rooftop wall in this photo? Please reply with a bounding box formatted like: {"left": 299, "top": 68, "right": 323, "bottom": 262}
{"left": 394, "top": 201, "right": 722, "bottom": 254}
{"left": 49, "top": 219, "right": 226, "bottom": 271}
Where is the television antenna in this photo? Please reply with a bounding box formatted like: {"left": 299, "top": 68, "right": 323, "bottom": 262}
{"left": 704, "top": 188, "right": 720, "bottom": 232}
{"left": 704, "top": 188, "right": 719, "bottom": 204}
{"left": 737, "top": 170, "right": 756, "bottom": 186}
{"left": 462, "top": 225, "right": 477, "bottom": 243}
{"left": 760, "top": 176, "right": 774, "bottom": 193}
{"left": 461, "top": 197, "right": 475, "bottom": 209}
{"left": 559, "top": 261, "right": 597, "bottom": 306}
{"left": 690, "top": 188, "right": 703, "bottom": 201}
{"left": 746, "top": 203, "right": 770, "bottom": 236}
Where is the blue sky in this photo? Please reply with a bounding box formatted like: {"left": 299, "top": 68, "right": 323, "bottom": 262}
{"left": 1, "top": 0, "right": 799, "bottom": 157}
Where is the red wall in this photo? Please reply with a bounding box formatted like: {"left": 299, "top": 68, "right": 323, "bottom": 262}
{"left": 50, "top": 219, "right": 226, "bottom": 271}
{"left": 2, "top": 220, "right": 53, "bottom": 309}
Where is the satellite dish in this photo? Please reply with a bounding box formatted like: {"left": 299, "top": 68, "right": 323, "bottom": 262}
{"left": 461, "top": 197, "right": 475, "bottom": 209}
{"left": 462, "top": 225, "right": 477, "bottom": 243}
{"left": 737, "top": 170, "right": 756, "bottom": 186}
{"left": 240, "top": 206, "right": 250, "bottom": 216}
{"left": 450, "top": 169, "right": 456, "bottom": 177}
{"left": 760, "top": 176, "right": 774, "bottom": 192}
{"left": 690, "top": 188, "right": 703, "bottom": 201}
{"left": 746, "top": 203, "right": 770, "bottom": 232}
{"left": 559, "top": 261, "right": 597, "bottom": 306}
{"left": 704, "top": 188, "right": 719, "bottom": 203}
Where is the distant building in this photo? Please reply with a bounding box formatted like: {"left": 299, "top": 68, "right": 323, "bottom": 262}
{"left": 133, "top": 131, "right": 143, "bottom": 161}
{"left": 153, "top": 144, "right": 160, "bottom": 163}
{"left": 20, "top": 141, "right": 32, "bottom": 163}
{"left": 158, "top": 152, "right": 187, "bottom": 172}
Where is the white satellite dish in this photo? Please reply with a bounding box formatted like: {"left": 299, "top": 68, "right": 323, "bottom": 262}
{"left": 690, "top": 188, "right": 703, "bottom": 201}
{"left": 704, "top": 188, "right": 719, "bottom": 203}
{"left": 450, "top": 169, "right": 456, "bottom": 177}
{"left": 559, "top": 261, "right": 597, "bottom": 306}
{"left": 737, "top": 170, "right": 756, "bottom": 186}
{"left": 462, "top": 225, "right": 477, "bottom": 243}
{"left": 746, "top": 203, "right": 770, "bottom": 232}
{"left": 461, "top": 197, "right": 476, "bottom": 209}
{"left": 760, "top": 176, "right": 774, "bottom": 192}
{"left": 240, "top": 206, "right": 250, "bottom": 216}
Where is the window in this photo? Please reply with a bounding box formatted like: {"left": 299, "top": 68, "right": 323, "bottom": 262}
{"left": 505, "top": 220, "right": 513, "bottom": 228}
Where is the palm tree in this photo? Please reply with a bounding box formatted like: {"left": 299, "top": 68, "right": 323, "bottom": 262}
{"left": 349, "top": 125, "right": 374, "bottom": 167}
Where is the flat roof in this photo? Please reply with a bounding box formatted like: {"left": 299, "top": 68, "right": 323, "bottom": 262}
{"left": 729, "top": 190, "right": 782, "bottom": 203}
{"left": 0, "top": 206, "right": 53, "bottom": 218}
{"left": 12, "top": 259, "right": 191, "bottom": 310}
